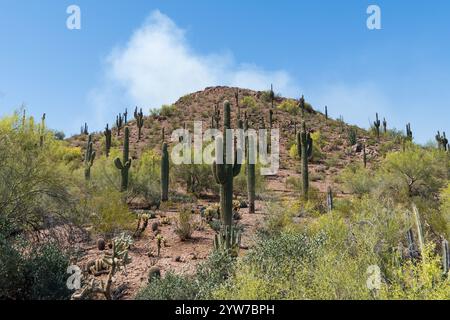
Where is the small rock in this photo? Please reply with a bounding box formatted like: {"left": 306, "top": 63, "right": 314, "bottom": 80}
{"left": 174, "top": 256, "right": 181, "bottom": 262}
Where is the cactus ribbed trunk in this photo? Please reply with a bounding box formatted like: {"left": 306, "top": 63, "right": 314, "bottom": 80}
{"left": 114, "top": 127, "right": 131, "bottom": 191}
{"left": 297, "top": 121, "right": 311, "bottom": 199}
{"left": 246, "top": 119, "right": 256, "bottom": 214}
{"left": 212, "top": 101, "right": 241, "bottom": 234}
{"left": 161, "top": 142, "right": 169, "bottom": 202}
{"left": 104, "top": 124, "right": 112, "bottom": 157}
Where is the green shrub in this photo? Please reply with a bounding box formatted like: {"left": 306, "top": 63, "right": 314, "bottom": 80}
{"left": 175, "top": 206, "right": 193, "bottom": 241}
{"left": 136, "top": 272, "right": 197, "bottom": 300}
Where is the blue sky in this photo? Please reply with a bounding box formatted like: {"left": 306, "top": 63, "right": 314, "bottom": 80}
{"left": 0, "top": 0, "right": 449, "bottom": 143}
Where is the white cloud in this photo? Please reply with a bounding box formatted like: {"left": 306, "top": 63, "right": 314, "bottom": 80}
{"left": 89, "top": 10, "right": 299, "bottom": 126}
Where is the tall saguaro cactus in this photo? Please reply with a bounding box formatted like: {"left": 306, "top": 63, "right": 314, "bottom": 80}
{"left": 116, "top": 114, "right": 124, "bottom": 137}
{"left": 374, "top": 113, "right": 381, "bottom": 139}
{"left": 39, "top": 113, "right": 46, "bottom": 147}
{"left": 442, "top": 238, "right": 449, "bottom": 275}
{"left": 299, "top": 95, "right": 305, "bottom": 117}
{"left": 383, "top": 118, "right": 387, "bottom": 134}
{"left": 161, "top": 142, "right": 169, "bottom": 202}
{"left": 325, "top": 106, "right": 328, "bottom": 120}
{"left": 297, "top": 121, "right": 312, "bottom": 199}
{"left": 406, "top": 123, "right": 413, "bottom": 141}
{"left": 114, "top": 127, "right": 131, "bottom": 191}
{"left": 212, "top": 101, "right": 242, "bottom": 229}
{"left": 134, "top": 107, "right": 144, "bottom": 141}
{"left": 84, "top": 134, "right": 96, "bottom": 180}
{"left": 245, "top": 118, "right": 256, "bottom": 214}
{"left": 104, "top": 124, "right": 112, "bottom": 157}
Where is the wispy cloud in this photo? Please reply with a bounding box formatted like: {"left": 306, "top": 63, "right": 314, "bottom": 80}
{"left": 89, "top": 10, "right": 299, "bottom": 126}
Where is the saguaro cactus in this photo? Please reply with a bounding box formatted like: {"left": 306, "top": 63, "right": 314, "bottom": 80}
{"left": 246, "top": 119, "right": 256, "bottom": 214}
{"left": 212, "top": 101, "right": 241, "bottom": 230}
{"left": 39, "top": 113, "right": 46, "bottom": 147}
{"left": 116, "top": 114, "right": 124, "bottom": 137}
{"left": 383, "top": 118, "right": 387, "bottom": 134}
{"left": 299, "top": 95, "right": 305, "bottom": 117}
{"left": 161, "top": 142, "right": 169, "bottom": 202}
{"left": 124, "top": 108, "right": 128, "bottom": 124}
{"left": 134, "top": 107, "right": 144, "bottom": 141}
{"left": 374, "top": 113, "right": 381, "bottom": 138}
{"left": 436, "top": 131, "right": 449, "bottom": 151}
{"left": 81, "top": 122, "right": 88, "bottom": 135}
{"left": 442, "top": 238, "right": 449, "bottom": 275}
{"left": 270, "top": 84, "right": 275, "bottom": 109}
{"left": 235, "top": 89, "right": 240, "bottom": 120}
{"left": 297, "top": 121, "right": 312, "bottom": 198}
{"left": 114, "top": 127, "right": 131, "bottom": 191}
{"left": 325, "top": 106, "right": 328, "bottom": 120}
{"left": 326, "top": 186, "right": 333, "bottom": 212}
{"left": 104, "top": 124, "right": 112, "bottom": 157}
{"left": 363, "top": 144, "right": 367, "bottom": 168}
{"left": 406, "top": 123, "right": 413, "bottom": 141}
{"left": 84, "top": 134, "right": 96, "bottom": 180}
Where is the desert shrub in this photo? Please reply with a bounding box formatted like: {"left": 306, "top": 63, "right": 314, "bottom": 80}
{"left": 131, "top": 149, "right": 161, "bottom": 203}
{"left": 136, "top": 251, "right": 235, "bottom": 300}
{"left": 233, "top": 162, "right": 265, "bottom": 196}
{"left": 380, "top": 243, "right": 450, "bottom": 299}
{"left": 240, "top": 96, "right": 257, "bottom": 111}
{"left": 0, "top": 238, "right": 71, "bottom": 300}
{"left": 0, "top": 113, "right": 80, "bottom": 235}
{"left": 175, "top": 206, "right": 193, "bottom": 241}
{"left": 338, "top": 163, "right": 376, "bottom": 196}
{"left": 136, "top": 272, "right": 197, "bottom": 300}
{"left": 277, "top": 99, "right": 298, "bottom": 115}
{"left": 86, "top": 187, "right": 134, "bottom": 237}
{"left": 160, "top": 104, "right": 178, "bottom": 118}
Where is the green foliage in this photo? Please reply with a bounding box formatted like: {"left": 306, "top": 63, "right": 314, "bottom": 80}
{"left": 0, "top": 238, "right": 71, "bottom": 300}
{"left": 136, "top": 250, "right": 235, "bottom": 300}
{"left": 277, "top": 99, "right": 299, "bottom": 115}
{"left": 175, "top": 206, "right": 193, "bottom": 241}
{"left": 87, "top": 187, "right": 134, "bottom": 237}
{"left": 159, "top": 104, "right": 178, "bottom": 118}
{"left": 240, "top": 96, "right": 257, "bottom": 111}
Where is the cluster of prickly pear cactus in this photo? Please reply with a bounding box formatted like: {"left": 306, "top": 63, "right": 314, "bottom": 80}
{"left": 104, "top": 124, "right": 112, "bottom": 157}
{"left": 212, "top": 101, "right": 241, "bottom": 232}
{"left": 161, "top": 142, "right": 169, "bottom": 202}
{"left": 114, "top": 127, "right": 131, "bottom": 191}
{"left": 134, "top": 107, "right": 144, "bottom": 141}
{"left": 84, "top": 134, "right": 96, "bottom": 180}
{"left": 116, "top": 114, "right": 124, "bottom": 136}
{"left": 374, "top": 113, "right": 381, "bottom": 138}
{"left": 297, "top": 121, "right": 312, "bottom": 198}
{"left": 436, "top": 131, "right": 448, "bottom": 151}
